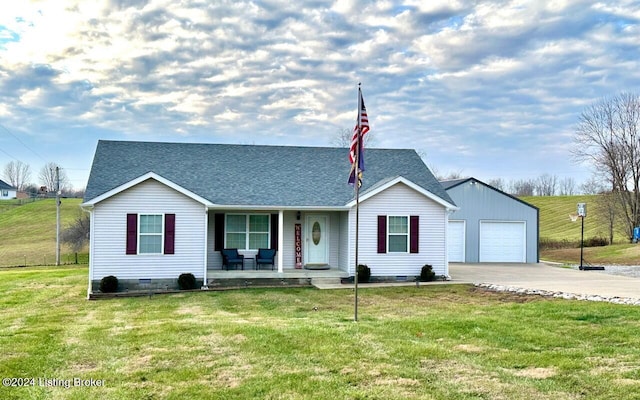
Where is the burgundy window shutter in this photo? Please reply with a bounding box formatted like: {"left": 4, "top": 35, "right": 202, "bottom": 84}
{"left": 164, "top": 214, "right": 175, "bottom": 254}
{"left": 270, "top": 214, "right": 279, "bottom": 250}
{"left": 377, "top": 215, "right": 387, "bottom": 253}
{"left": 214, "top": 213, "right": 224, "bottom": 251}
{"left": 410, "top": 216, "right": 419, "bottom": 253}
{"left": 126, "top": 214, "right": 137, "bottom": 255}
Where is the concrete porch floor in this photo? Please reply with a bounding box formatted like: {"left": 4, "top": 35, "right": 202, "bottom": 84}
{"left": 206, "top": 267, "right": 349, "bottom": 280}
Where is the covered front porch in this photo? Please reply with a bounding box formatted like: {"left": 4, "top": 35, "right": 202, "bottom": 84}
{"left": 206, "top": 209, "right": 351, "bottom": 275}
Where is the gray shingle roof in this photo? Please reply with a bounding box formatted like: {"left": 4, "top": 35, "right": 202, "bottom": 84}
{"left": 439, "top": 178, "right": 470, "bottom": 190}
{"left": 84, "top": 140, "right": 453, "bottom": 207}
{"left": 0, "top": 179, "right": 15, "bottom": 190}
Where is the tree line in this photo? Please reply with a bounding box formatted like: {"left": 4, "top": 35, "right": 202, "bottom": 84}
{"left": 2, "top": 160, "right": 84, "bottom": 198}
{"left": 435, "top": 172, "right": 579, "bottom": 197}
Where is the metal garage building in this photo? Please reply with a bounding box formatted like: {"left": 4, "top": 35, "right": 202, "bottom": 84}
{"left": 441, "top": 178, "right": 539, "bottom": 263}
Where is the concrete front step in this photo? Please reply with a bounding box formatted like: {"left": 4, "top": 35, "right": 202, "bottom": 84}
{"left": 311, "top": 277, "right": 343, "bottom": 289}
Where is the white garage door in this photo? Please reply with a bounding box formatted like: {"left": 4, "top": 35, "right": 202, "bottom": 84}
{"left": 448, "top": 220, "right": 465, "bottom": 262}
{"left": 479, "top": 221, "right": 526, "bottom": 263}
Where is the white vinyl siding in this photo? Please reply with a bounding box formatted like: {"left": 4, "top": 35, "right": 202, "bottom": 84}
{"left": 0, "top": 189, "right": 16, "bottom": 198}
{"left": 91, "top": 179, "right": 206, "bottom": 280}
{"left": 350, "top": 182, "right": 448, "bottom": 276}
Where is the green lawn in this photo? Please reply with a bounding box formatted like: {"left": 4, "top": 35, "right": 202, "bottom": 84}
{"left": 0, "top": 198, "right": 87, "bottom": 266}
{"left": 2, "top": 266, "right": 640, "bottom": 399}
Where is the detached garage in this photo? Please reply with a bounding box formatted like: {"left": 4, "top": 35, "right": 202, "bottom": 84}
{"left": 442, "top": 178, "right": 539, "bottom": 263}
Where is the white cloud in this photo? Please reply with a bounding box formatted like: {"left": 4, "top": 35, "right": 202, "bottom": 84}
{"left": 0, "top": 0, "right": 639, "bottom": 187}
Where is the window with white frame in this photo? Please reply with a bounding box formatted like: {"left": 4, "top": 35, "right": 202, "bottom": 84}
{"left": 139, "top": 214, "right": 163, "bottom": 254}
{"left": 388, "top": 216, "right": 408, "bottom": 252}
{"left": 1, "top": 190, "right": 7, "bottom": 197}
{"left": 225, "top": 214, "right": 269, "bottom": 250}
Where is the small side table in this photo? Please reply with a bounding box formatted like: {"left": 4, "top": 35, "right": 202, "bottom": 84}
{"left": 244, "top": 257, "right": 255, "bottom": 270}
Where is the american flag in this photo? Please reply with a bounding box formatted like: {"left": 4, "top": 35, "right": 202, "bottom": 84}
{"left": 348, "top": 88, "right": 369, "bottom": 186}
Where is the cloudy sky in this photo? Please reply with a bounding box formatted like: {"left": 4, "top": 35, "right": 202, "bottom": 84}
{"left": 1, "top": 0, "right": 639, "bottom": 190}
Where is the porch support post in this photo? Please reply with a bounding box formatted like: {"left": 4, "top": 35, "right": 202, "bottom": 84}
{"left": 277, "top": 210, "right": 284, "bottom": 273}
{"left": 82, "top": 206, "right": 95, "bottom": 298}
{"left": 203, "top": 208, "right": 208, "bottom": 288}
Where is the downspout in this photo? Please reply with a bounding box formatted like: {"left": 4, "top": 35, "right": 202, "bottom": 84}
{"left": 80, "top": 204, "right": 94, "bottom": 299}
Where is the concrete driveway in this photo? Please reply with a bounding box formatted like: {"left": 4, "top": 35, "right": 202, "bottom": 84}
{"left": 450, "top": 263, "right": 640, "bottom": 300}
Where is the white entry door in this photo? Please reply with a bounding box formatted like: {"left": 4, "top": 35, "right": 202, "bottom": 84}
{"left": 305, "top": 215, "right": 328, "bottom": 265}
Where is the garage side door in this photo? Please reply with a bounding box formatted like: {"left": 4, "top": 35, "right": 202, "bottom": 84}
{"left": 448, "top": 220, "right": 465, "bottom": 262}
{"left": 479, "top": 221, "right": 526, "bottom": 263}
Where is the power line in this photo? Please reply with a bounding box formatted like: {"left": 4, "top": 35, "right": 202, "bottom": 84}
{"left": 0, "top": 122, "right": 48, "bottom": 163}
{"left": 0, "top": 147, "right": 20, "bottom": 161}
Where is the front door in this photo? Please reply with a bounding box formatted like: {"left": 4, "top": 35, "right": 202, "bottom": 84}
{"left": 305, "top": 215, "right": 328, "bottom": 265}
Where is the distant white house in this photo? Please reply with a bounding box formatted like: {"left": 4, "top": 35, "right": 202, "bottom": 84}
{"left": 81, "top": 140, "right": 458, "bottom": 295}
{"left": 0, "top": 179, "right": 17, "bottom": 199}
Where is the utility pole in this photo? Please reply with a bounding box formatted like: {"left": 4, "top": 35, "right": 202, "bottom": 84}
{"left": 56, "top": 166, "right": 61, "bottom": 266}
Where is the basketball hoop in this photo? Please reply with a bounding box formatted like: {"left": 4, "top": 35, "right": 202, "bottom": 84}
{"left": 569, "top": 214, "right": 579, "bottom": 222}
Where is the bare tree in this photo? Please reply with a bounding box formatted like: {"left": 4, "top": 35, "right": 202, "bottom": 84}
{"left": 487, "top": 178, "right": 505, "bottom": 191}
{"left": 442, "top": 170, "right": 465, "bottom": 180}
{"left": 558, "top": 177, "right": 577, "bottom": 196}
{"left": 62, "top": 212, "right": 90, "bottom": 252}
{"left": 38, "top": 162, "right": 70, "bottom": 193}
{"left": 509, "top": 179, "right": 535, "bottom": 196}
{"left": 332, "top": 127, "right": 375, "bottom": 148}
{"left": 3, "top": 160, "right": 31, "bottom": 191}
{"left": 573, "top": 92, "right": 640, "bottom": 241}
{"left": 535, "top": 173, "right": 557, "bottom": 196}
{"left": 332, "top": 128, "right": 353, "bottom": 147}
{"left": 594, "top": 191, "right": 617, "bottom": 245}
{"left": 580, "top": 175, "right": 606, "bottom": 195}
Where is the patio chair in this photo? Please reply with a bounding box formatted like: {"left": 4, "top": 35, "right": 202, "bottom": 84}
{"left": 221, "top": 248, "right": 245, "bottom": 270}
{"left": 255, "top": 248, "right": 276, "bottom": 270}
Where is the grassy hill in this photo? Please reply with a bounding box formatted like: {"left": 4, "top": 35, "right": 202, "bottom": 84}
{"left": 520, "top": 195, "right": 625, "bottom": 243}
{"left": 521, "top": 195, "right": 640, "bottom": 264}
{"left": 0, "top": 198, "right": 86, "bottom": 267}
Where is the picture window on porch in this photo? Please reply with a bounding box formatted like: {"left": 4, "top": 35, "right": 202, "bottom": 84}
{"left": 139, "top": 214, "right": 164, "bottom": 254}
{"left": 388, "top": 216, "right": 408, "bottom": 252}
{"left": 225, "top": 214, "right": 270, "bottom": 250}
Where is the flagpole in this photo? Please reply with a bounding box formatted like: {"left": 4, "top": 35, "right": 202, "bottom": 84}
{"left": 354, "top": 83, "right": 361, "bottom": 322}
